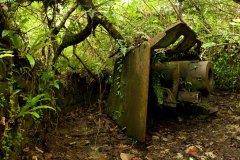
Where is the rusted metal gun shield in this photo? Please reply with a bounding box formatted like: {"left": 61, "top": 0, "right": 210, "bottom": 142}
{"left": 107, "top": 42, "right": 151, "bottom": 142}
{"left": 149, "top": 21, "right": 201, "bottom": 54}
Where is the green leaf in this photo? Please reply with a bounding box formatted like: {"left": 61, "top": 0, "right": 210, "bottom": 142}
{"left": 28, "top": 32, "right": 50, "bottom": 54}
{"left": 29, "top": 105, "right": 56, "bottom": 112}
{"left": 0, "top": 54, "right": 14, "bottom": 58}
{"left": 202, "top": 42, "right": 216, "bottom": 49}
{"left": 0, "top": 50, "right": 14, "bottom": 54}
{"left": 153, "top": 19, "right": 159, "bottom": 23}
{"left": 27, "top": 112, "right": 40, "bottom": 118}
{"left": 2, "top": 30, "right": 11, "bottom": 38}
{"left": 12, "top": 33, "right": 22, "bottom": 49}
{"left": 233, "top": 19, "right": 240, "bottom": 23}
{"left": 41, "top": 71, "right": 54, "bottom": 81}
{"left": 12, "top": 89, "right": 21, "bottom": 95}
{"left": 26, "top": 54, "right": 35, "bottom": 68}
{"left": 2, "top": 30, "right": 22, "bottom": 49}
{"left": 18, "top": 111, "right": 40, "bottom": 118}
{"left": 29, "top": 94, "right": 48, "bottom": 105}
{"left": 29, "top": 42, "right": 46, "bottom": 55}
{"left": 51, "top": 80, "right": 60, "bottom": 89}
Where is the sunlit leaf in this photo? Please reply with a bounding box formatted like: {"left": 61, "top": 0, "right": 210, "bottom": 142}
{"left": 0, "top": 54, "right": 14, "bottom": 58}
{"left": 2, "top": 30, "right": 11, "bottom": 38}
{"left": 18, "top": 111, "right": 40, "bottom": 118}
{"left": 26, "top": 54, "right": 35, "bottom": 68}
{"left": 233, "top": 19, "right": 240, "bottom": 23}
{"left": 51, "top": 80, "right": 60, "bottom": 89}
{"left": 29, "top": 105, "right": 56, "bottom": 112}
{"left": 202, "top": 42, "right": 216, "bottom": 49}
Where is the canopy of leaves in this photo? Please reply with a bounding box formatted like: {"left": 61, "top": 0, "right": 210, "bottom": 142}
{"left": 0, "top": 0, "right": 239, "bottom": 85}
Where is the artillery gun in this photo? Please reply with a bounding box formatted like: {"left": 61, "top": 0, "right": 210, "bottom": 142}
{"left": 107, "top": 21, "right": 214, "bottom": 142}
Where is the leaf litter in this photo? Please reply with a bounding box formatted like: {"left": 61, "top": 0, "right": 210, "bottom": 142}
{"left": 22, "top": 92, "right": 240, "bottom": 159}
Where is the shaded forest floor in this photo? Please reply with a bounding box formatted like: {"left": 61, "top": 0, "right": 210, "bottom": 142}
{"left": 22, "top": 92, "right": 240, "bottom": 160}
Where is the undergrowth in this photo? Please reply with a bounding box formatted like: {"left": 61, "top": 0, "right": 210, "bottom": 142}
{"left": 212, "top": 44, "right": 240, "bottom": 92}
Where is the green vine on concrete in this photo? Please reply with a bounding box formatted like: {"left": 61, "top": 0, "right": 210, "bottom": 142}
{"left": 115, "top": 39, "right": 127, "bottom": 97}
{"left": 150, "top": 50, "right": 166, "bottom": 105}
{"left": 151, "top": 71, "right": 164, "bottom": 105}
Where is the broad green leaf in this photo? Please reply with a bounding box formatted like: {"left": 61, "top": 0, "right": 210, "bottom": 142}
{"left": 12, "top": 33, "right": 22, "bottom": 49}
{"left": 2, "top": 30, "right": 11, "bottom": 38}
{"left": 19, "top": 111, "right": 40, "bottom": 118}
{"left": 30, "top": 112, "right": 40, "bottom": 118}
{"left": 41, "top": 71, "right": 55, "bottom": 81}
{"left": 29, "top": 105, "right": 56, "bottom": 112}
{"left": 12, "top": 89, "right": 21, "bottom": 95}
{"left": 0, "top": 50, "right": 14, "bottom": 54}
{"left": 24, "top": 94, "right": 49, "bottom": 109}
{"left": 29, "top": 42, "right": 47, "bottom": 55}
{"left": 202, "top": 42, "right": 216, "bottom": 49}
{"left": 2, "top": 30, "right": 22, "bottom": 49}
{"left": 233, "top": 19, "right": 240, "bottom": 23}
{"left": 0, "top": 54, "right": 14, "bottom": 58}
{"left": 26, "top": 54, "right": 35, "bottom": 68}
{"left": 28, "top": 94, "right": 48, "bottom": 106}
{"left": 153, "top": 19, "right": 159, "bottom": 23}
{"left": 51, "top": 81, "right": 60, "bottom": 89}
{"left": 29, "top": 32, "right": 50, "bottom": 54}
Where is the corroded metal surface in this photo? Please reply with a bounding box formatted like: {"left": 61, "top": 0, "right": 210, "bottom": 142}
{"left": 176, "top": 61, "right": 213, "bottom": 94}
{"left": 149, "top": 21, "right": 202, "bottom": 61}
{"left": 107, "top": 21, "right": 214, "bottom": 142}
{"left": 177, "top": 91, "right": 201, "bottom": 103}
{"left": 107, "top": 42, "right": 151, "bottom": 142}
{"left": 149, "top": 21, "right": 201, "bottom": 54}
{"left": 186, "top": 61, "right": 214, "bottom": 94}
{"left": 151, "top": 63, "right": 180, "bottom": 98}
{"left": 151, "top": 61, "right": 213, "bottom": 106}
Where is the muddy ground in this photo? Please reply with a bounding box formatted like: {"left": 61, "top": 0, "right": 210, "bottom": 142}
{"left": 22, "top": 92, "right": 240, "bottom": 160}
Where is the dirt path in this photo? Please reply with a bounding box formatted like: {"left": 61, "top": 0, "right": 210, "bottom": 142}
{"left": 23, "top": 92, "right": 240, "bottom": 160}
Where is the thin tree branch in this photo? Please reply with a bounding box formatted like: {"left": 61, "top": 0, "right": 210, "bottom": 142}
{"left": 95, "top": 12, "right": 124, "bottom": 41}
{"left": 53, "top": 0, "right": 125, "bottom": 64}
{"left": 52, "top": 2, "right": 79, "bottom": 35}
{"left": 72, "top": 45, "right": 97, "bottom": 80}
{"left": 53, "top": 16, "right": 99, "bottom": 64}
{"left": 188, "top": 0, "right": 212, "bottom": 34}
{"left": 60, "top": 54, "right": 75, "bottom": 70}
{"left": 167, "top": 0, "right": 183, "bottom": 21}
{"left": 233, "top": 0, "right": 240, "bottom": 4}
{"left": 86, "top": 39, "right": 105, "bottom": 62}
{"left": 141, "top": 0, "right": 167, "bottom": 22}
{"left": 53, "top": 1, "right": 125, "bottom": 63}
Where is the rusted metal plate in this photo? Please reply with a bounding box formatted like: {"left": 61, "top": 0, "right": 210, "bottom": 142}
{"left": 149, "top": 21, "right": 202, "bottom": 59}
{"left": 107, "top": 42, "right": 151, "bottom": 142}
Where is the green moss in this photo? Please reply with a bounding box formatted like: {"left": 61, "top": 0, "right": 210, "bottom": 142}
{"left": 151, "top": 72, "right": 163, "bottom": 105}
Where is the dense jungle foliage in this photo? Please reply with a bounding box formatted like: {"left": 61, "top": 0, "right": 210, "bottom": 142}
{"left": 0, "top": 0, "right": 239, "bottom": 159}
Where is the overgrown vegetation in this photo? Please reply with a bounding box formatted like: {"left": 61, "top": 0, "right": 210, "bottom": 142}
{"left": 0, "top": 0, "right": 239, "bottom": 159}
